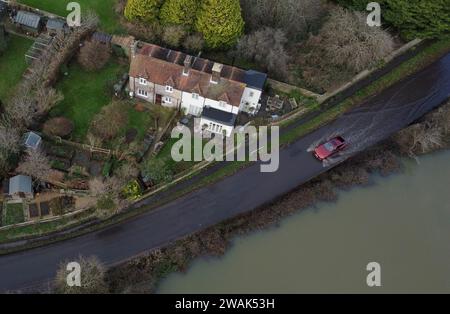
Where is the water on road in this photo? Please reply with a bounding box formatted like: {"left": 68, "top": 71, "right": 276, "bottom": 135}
{"left": 158, "top": 150, "right": 450, "bottom": 293}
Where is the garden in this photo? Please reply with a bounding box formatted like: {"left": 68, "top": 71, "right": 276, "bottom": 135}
{"left": 18, "top": 0, "right": 123, "bottom": 34}
{"left": 1, "top": 202, "right": 25, "bottom": 226}
{"left": 0, "top": 34, "right": 32, "bottom": 101}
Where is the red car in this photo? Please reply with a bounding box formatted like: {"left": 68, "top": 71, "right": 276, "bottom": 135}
{"left": 314, "top": 136, "right": 347, "bottom": 161}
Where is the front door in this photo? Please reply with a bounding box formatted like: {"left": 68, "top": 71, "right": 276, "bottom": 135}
{"left": 155, "top": 94, "right": 162, "bottom": 105}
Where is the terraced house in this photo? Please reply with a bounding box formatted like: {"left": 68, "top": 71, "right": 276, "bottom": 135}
{"left": 129, "top": 42, "right": 267, "bottom": 137}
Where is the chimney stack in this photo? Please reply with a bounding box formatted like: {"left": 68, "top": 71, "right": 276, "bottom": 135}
{"left": 211, "top": 63, "right": 223, "bottom": 84}
{"left": 183, "top": 55, "right": 192, "bottom": 76}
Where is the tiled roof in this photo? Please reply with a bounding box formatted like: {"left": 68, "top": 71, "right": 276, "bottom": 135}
{"left": 130, "top": 43, "right": 249, "bottom": 107}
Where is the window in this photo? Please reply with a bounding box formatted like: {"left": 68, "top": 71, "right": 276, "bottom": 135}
{"left": 137, "top": 89, "right": 148, "bottom": 98}
{"left": 219, "top": 101, "right": 226, "bottom": 107}
{"left": 164, "top": 96, "right": 172, "bottom": 104}
{"left": 192, "top": 93, "right": 199, "bottom": 100}
{"left": 166, "top": 85, "right": 173, "bottom": 93}
{"left": 139, "top": 78, "right": 148, "bottom": 85}
{"left": 249, "top": 91, "right": 255, "bottom": 97}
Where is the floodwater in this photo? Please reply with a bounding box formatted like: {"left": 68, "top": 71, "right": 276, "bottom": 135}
{"left": 158, "top": 150, "right": 450, "bottom": 293}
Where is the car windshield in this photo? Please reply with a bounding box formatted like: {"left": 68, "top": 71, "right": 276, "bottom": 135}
{"left": 324, "top": 142, "right": 335, "bottom": 151}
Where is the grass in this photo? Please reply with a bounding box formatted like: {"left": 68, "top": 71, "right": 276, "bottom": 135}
{"left": 50, "top": 60, "right": 126, "bottom": 142}
{"left": 127, "top": 106, "right": 154, "bottom": 142}
{"left": 2, "top": 203, "right": 25, "bottom": 226}
{"left": 0, "top": 34, "right": 32, "bottom": 101}
{"left": 19, "top": 0, "right": 124, "bottom": 34}
{"left": 0, "top": 209, "right": 94, "bottom": 243}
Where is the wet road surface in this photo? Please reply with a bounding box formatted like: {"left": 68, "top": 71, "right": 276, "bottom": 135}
{"left": 0, "top": 53, "right": 450, "bottom": 291}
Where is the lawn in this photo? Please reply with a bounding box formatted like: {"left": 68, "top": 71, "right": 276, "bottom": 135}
{"left": 0, "top": 35, "right": 32, "bottom": 101}
{"left": 50, "top": 60, "right": 127, "bottom": 141}
{"left": 19, "top": 0, "right": 123, "bottom": 34}
{"left": 2, "top": 203, "right": 25, "bottom": 226}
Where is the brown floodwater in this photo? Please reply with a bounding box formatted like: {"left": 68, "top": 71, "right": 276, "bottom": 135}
{"left": 158, "top": 150, "right": 450, "bottom": 293}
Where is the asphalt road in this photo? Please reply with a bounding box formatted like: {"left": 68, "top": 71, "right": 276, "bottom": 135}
{"left": 1, "top": 53, "right": 450, "bottom": 292}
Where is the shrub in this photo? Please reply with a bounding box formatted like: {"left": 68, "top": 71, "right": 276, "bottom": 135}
{"left": 49, "top": 198, "right": 65, "bottom": 216}
{"left": 182, "top": 33, "right": 205, "bottom": 53}
{"left": 122, "top": 180, "right": 143, "bottom": 200}
{"left": 162, "top": 25, "right": 187, "bottom": 48}
{"left": 77, "top": 40, "right": 111, "bottom": 72}
{"left": 43, "top": 117, "right": 74, "bottom": 138}
{"left": 54, "top": 256, "right": 108, "bottom": 294}
{"left": 89, "top": 101, "right": 128, "bottom": 141}
{"left": 140, "top": 158, "right": 173, "bottom": 185}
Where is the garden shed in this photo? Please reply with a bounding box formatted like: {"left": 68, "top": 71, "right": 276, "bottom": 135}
{"left": 14, "top": 10, "right": 42, "bottom": 34}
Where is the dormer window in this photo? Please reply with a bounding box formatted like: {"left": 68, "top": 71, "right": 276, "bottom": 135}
{"left": 166, "top": 85, "right": 173, "bottom": 93}
{"left": 192, "top": 93, "right": 199, "bottom": 100}
{"left": 139, "top": 78, "right": 148, "bottom": 85}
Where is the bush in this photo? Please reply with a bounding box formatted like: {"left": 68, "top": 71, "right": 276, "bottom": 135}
{"left": 122, "top": 180, "right": 143, "bottom": 200}
{"left": 182, "top": 33, "right": 205, "bottom": 53}
{"left": 54, "top": 256, "right": 108, "bottom": 294}
{"left": 162, "top": 25, "right": 187, "bottom": 48}
{"left": 89, "top": 101, "right": 129, "bottom": 141}
{"left": 77, "top": 40, "right": 111, "bottom": 72}
{"left": 43, "top": 117, "right": 74, "bottom": 138}
{"left": 140, "top": 158, "right": 173, "bottom": 185}
{"left": 49, "top": 198, "right": 65, "bottom": 216}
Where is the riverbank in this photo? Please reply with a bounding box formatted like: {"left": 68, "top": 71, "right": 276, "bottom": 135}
{"left": 106, "top": 99, "right": 450, "bottom": 293}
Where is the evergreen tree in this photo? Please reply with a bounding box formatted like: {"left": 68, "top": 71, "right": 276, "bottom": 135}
{"left": 384, "top": 0, "right": 450, "bottom": 40}
{"left": 159, "top": 0, "right": 199, "bottom": 27}
{"left": 124, "top": 0, "right": 163, "bottom": 23}
{"left": 195, "top": 0, "right": 244, "bottom": 49}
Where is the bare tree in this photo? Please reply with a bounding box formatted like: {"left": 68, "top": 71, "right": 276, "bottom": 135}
{"left": 89, "top": 177, "right": 108, "bottom": 196}
{"left": 240, "top": 0, "right": 325, "bottom": 41}
{"left": 235, "top": 27, "right": 290, "bottom": 79}
{"left": 35, "top": 87, "right": 64, "bottom": 115}
{"left": 320, "top": 6, "right": 395, "bottom": 73}
{"left": 77, "top": 40, "right": 111, "bottom": 72}
{"left": 5, "top": 93, "right": 35, "bottom": 127}
{"left": 0, "top": 124, "right": 22, "bottom": 156}
{"left": 54, "top": 255, "right": 108, "bottom": 294}
{"left": 0, "top": 123, "right": 22, "bottom": 175}
{"left": 17, "top": 149, "right": 52, "bottom": 181}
